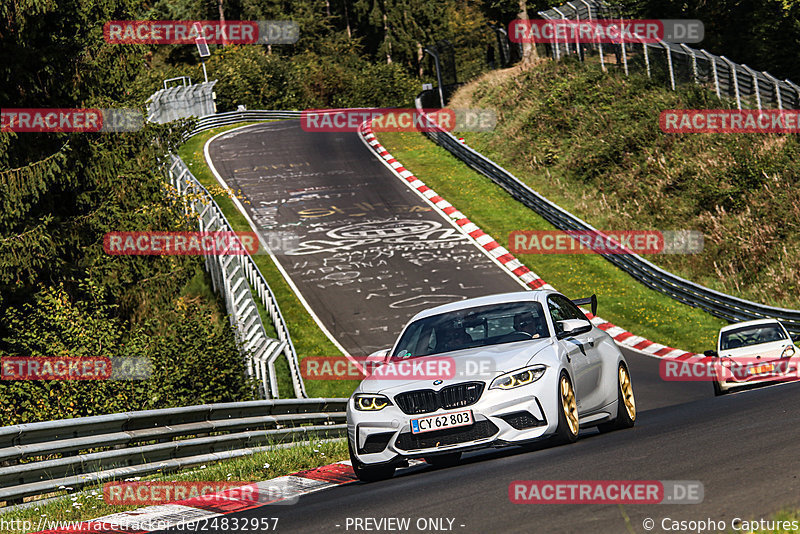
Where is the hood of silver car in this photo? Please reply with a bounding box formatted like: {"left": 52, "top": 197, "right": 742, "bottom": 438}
{"left": 359, "top": 338, "right": 552, "bottom": 395}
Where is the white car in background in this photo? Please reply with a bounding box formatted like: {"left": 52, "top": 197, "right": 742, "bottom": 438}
{"left": 705, "top": 319, "right": 800, "bottom": 396}
{"left": 346, "top": 290, "right": 636, "bottom": 482}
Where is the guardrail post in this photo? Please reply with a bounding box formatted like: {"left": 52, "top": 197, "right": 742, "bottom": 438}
{"left": 618, "top": 16, "right": 628, "bottom": 76}
{"left": 741, "top": 64, "right": 762, "bottom": 109}
{"left": 664, "top": 43, "right": 675, "bottom": 90}
{"left": 208, "top": 211, "right": 221, "bottom": 293}
{"left": 566, "top": 2, "right": 582, "bottom": 60}
{"left": 550, "top": 17, "right": 559, "bottom": 60}
{"left": 701, "top": 50, "right": 721, "bottom": 99}
{"left": 551, "top": 9, "right": 566, "bottom": 59}
{"left": 785, "top": 79, "right": 800, "bottom": 109}
{"left": 720, "top": 56, "right": 742, "bottom": 109}
{"left": 578, "top": 0, "right": 603, "bottom": 70}
{"left": 761, "top": 71, "right": 782, "bottom": 110}
{"left": 680, "top": 44, "right": 698, "bottom": 84}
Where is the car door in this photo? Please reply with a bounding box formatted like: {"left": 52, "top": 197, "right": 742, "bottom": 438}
{"left": 548, "top": 295, "right": 603, "bottom": 413}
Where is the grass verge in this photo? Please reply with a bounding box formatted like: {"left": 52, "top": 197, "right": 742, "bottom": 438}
{"left": 376, "top": 130, "right": 725, "bottom": 353}
{"left": 448, "top": 59, "right": 800, "bottom": 309}
{"left": 0, "top": 437, "right": 347, "bottom": 533}
{"left": 178, "top": 123, "right": 358, "bottom": 398}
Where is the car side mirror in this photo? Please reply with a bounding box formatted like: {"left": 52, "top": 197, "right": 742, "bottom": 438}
{"left": 703, "top": 349, "right": 718, "bottom": 357}
{"left": 366, "top": 348, "right": 390, "bottom": 367}
{"left": 557, "top": 319, "right": 592, "bottom": 339}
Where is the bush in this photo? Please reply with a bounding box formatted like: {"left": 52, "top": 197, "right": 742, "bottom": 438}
{"left": 188, "top": 45, "right": 419, "bottom": 112}
{"left": 0, "top": 280, "right": 254, "bottom": 425}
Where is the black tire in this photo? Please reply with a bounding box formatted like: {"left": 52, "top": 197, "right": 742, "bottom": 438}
{"left": 348, "top": 438, "right": 396, "bottom": 482}
{"left": 554, "top": 372, "right": 579, "bottom": 444}
{"left": 712, "top": 379, "right": 727, "bottom": 396}
{"left": 424, "top": 452, "right": 462, "bottom": 468}
{"left": 598, "top": 362, "right": 636, "bottom": 433}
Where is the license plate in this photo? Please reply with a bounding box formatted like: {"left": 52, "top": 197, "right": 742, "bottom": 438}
{"left": 748, "top": 363, "right": 774, "bottom": 375}
{"left": 410, "top": 410, "right": 473, "bottom": 435}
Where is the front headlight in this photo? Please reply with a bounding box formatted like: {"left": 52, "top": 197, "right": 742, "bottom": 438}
{"left": 354, "top": 394, "right": 392, "bottom": 411}
{"left": 490, "top": 365, "right": 546, "bottom": 390}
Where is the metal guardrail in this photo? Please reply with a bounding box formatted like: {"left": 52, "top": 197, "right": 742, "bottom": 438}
{"left": 0, "top": 399, "right": 347, "bottom": 505}
{"left": 413, "top": 95, "right": 800, "bottom": 335}
{"left": 185, "top": 110, "right": 302, "bottom": 139}
{"left": 165, "top": 154, "right": 306, "bottom": 399}
{"left": 537, "top": 0, "right": 800, "bottom": 110}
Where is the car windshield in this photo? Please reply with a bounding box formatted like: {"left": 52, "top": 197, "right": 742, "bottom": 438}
{"left": 720, "top": 323, "right": 787, "bottom": 351}
{"left": 391, "top": 301, "right": 548, "bottom": 360}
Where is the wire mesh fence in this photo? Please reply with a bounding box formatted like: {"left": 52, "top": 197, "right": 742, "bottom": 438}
{"left": 536, "top": 0, "right": 800, "bottom": 110}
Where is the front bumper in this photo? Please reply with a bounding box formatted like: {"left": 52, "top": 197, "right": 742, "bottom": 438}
{"left": 347, "top": 379, "right": 560, "bottom": 466}
{"left": 716, "top": 357, "right": 798, "bottom": 391}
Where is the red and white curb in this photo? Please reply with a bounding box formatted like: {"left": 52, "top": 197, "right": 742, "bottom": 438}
{"left": 33, "top": 463, "right": 361, "bottom": 533}
{"left": 359, "top": 123, "right": 695, "bottom": 361}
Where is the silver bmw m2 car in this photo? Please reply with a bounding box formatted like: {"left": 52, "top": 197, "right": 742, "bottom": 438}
{"left": 346, "top": 289, "right": 636, "bottom": 481}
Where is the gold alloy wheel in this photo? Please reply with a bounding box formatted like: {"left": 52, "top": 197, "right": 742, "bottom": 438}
{"left": 560, "top": 375, "right": 579, "bottom": 436}
{"left": 619, "top": 365, "right": 636, "bottom": 421}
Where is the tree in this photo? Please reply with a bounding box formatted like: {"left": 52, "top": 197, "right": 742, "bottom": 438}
{"left": 517, "top": 0, "right": 537, "bottom": 64}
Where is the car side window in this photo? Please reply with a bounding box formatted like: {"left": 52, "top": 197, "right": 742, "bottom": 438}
{"left": 548, "top": 295, "right": 586, "bottom": 335}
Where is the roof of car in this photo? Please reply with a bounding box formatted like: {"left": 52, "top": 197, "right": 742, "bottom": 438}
{"left": 408, "top": 290, "right": 556, "bottom": 322}
{"left": 719, "top": 318, "right": 784, "bottom": 333}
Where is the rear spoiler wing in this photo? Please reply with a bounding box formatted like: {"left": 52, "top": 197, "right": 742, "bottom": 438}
{"left": 571, "top": 294, "right": 598, "bottom": 317}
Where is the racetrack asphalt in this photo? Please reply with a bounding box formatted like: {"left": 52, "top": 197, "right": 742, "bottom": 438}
{"left": 193, "top": 121, "right": 800, "bottom": 534}
{"left": 155, "top": 350, "right": 800, "bottom": 533}
{"left": 206, "top": 121, "right": 525, "bottom": 356}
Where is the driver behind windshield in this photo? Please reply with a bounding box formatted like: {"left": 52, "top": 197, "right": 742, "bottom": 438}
{"left": 438, "top": 324, "right": 472, "bottom": 352}
{"left": 514, "top": 311, "right": 547, "bottom": 339}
